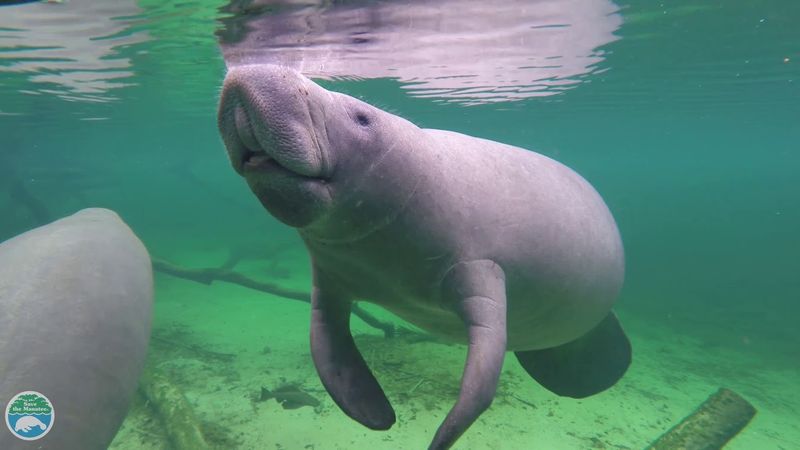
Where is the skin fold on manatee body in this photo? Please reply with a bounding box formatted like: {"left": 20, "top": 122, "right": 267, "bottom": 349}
{"left": 218, "top": 64, "right": 631, "bottom": 450}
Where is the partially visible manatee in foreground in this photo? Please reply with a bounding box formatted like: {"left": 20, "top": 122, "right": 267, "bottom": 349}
{"left": 0, "top": 208, "right": 153, "bottom": 450}
{"left": 218, "top": 64, "right": 631, "bottom": 449}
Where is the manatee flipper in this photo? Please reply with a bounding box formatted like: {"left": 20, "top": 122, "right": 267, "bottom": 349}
{"left": 309, "top": 279, "right": 395, "bottom": 430}
{"left": 515, "top": 311, "right": 631, "bottom": 399}
{"left": 430, "top": 260, "right": 507, "bottom": 450}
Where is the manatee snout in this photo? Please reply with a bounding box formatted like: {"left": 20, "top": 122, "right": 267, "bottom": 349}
{"left": 218, "top": 64, "right": 328, "bottom": 179}
{"left": 218, "top": 65, "right": 334, "bottom": 227}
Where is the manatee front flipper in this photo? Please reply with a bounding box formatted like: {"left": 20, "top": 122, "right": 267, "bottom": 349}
{"left": 310, "top": 279, "right": 395, "bottom": 430}
{"left": 430, "top": 260, "right": 507, "bottom": 450}
{"left": 515, "top": 311, "right": 631, "bottom": 398}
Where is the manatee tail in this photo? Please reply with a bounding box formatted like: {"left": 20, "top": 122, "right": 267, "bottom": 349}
{"left": 515, "top": 311, "right": 631, "bottom": 398}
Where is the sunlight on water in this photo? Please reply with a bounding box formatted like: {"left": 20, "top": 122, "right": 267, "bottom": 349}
{"left": 0, "top": 0, "right": 146, "bottom": 104}
{"left": 219, "top": 0, "right": 623, "bottom": 104}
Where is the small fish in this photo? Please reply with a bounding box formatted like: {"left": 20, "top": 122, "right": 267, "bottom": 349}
{"left": 259, "top": 384, "right": 320, "bottom": 410}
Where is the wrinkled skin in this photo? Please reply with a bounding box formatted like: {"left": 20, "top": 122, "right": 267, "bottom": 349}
{"left": 218, "top": 64, "right": 630, "bottom": 450}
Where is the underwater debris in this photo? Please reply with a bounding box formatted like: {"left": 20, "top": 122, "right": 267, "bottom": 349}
{"left": 219, "top": 240, "right": 294, "bottom": 272}
{"left": 139, "top": 365, "right": 211, "bottom": 450}
{"left": 258, "top": 384, "right": 321, "bottom": 410}
{"left": 354, "top": 332, "right": 539, "bottom": 415}
{"left": 152, "top": 257, "right": 411, "bottom": 338}
{"left": 355, "top": 333, "right": 462, "bottom": 406}
{"left": 150, "top": 330, "right": 236, "bottom": 363}
{"left": 647, "top": 388, "right": 756, "bottom": 450}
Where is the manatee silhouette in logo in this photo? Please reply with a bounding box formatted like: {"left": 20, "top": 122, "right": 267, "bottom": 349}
{"left": 13, "top": 416, "right": 47, "bottom": 433}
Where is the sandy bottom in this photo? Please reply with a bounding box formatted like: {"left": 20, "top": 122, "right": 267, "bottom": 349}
{"left": 109, "top": 245, "right": 799, "bottom": 450}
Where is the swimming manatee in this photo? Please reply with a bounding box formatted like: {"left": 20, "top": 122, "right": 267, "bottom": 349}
{"left": 0, "top": 208, "right": 153, "bottom": 449}
{"left": 218, "top": 64, "right": 631, "bottom": 449}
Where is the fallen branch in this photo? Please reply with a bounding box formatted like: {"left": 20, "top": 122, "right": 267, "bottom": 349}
{"left": 152, "top": 258, "right": 398, "bottom": 338}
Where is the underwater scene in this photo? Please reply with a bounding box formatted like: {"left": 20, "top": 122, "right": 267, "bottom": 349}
{"left": 0, "top": 0, "right": 798, "bottom": 449}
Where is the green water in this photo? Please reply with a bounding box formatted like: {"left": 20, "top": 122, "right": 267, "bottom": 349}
{"left": 1, "top": 1, "right": 798, "bottom": 449}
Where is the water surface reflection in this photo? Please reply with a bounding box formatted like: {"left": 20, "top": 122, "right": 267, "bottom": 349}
{"left": 219, "top": 0, "right": 622, "bottom": 104}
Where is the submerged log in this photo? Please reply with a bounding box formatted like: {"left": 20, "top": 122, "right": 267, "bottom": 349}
{"left": 139, "top": 365, "right": 210, "bottom": 450}
{"left": 152, "top": 258, "right": 307, "bottom": 300}
{"left": 152, "top": 258, "right": 399, "bottom": 338}
{"left": 647, "top": 387, "right": 756, "bottom": 450}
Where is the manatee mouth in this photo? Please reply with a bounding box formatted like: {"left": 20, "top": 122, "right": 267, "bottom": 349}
{"left": 241, "top": 147, "right": 280, "bottom": 173}
{"left": 238, "top": 145, "right": 306, "bottom": 181}
{"left": 240, "top": 149, "right": 318, "bottom": 184}
{"left": 233, "top": 105, "right": 275, "bottom": 175}
{"left": 229, "top": 106, "right": 299, "bottom": 179}
{"left": 227, "top": 102, "right": 327, "bottom": 182}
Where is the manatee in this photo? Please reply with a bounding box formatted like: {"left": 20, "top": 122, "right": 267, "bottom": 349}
{"left": 13, "top": 416, "right": 46, "bottom": 433}
{"left": 217, "top": 64, "right": 631, "bottom": 449}
{"left": 0, "top": 208, "right": 153, "bottom": 450}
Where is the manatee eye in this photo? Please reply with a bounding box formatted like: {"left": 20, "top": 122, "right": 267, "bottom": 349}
{"left": 355, "top": 112, "right": 370, "bottom": 126}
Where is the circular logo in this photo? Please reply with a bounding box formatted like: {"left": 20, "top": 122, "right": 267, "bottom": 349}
{"left": 5, "top": 391, "right": 55, "bottom": 441}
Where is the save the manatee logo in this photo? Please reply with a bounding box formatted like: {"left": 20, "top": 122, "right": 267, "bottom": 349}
{"left": 5, "top": 391, "right": 54, "bottom": 441}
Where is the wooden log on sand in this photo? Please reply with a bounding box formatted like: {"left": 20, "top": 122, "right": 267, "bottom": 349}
{"left": 139, "top": 365, "right": 210, "bottom": 450}
{"left": 647, "top": 387, "right": 756, "bottom": 450}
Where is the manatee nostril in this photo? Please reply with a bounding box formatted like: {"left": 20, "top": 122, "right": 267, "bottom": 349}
{"left": 356, "top": 113, "right": 370, "bottom": 126}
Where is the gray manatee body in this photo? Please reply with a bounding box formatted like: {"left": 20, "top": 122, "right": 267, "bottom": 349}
{"left": 218, "top": 65, "right": 630, "bottom": 449}
{"left": 0, "top": 208, "right": 153, "bottom": 450}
